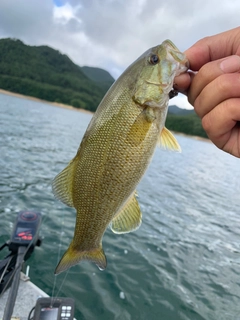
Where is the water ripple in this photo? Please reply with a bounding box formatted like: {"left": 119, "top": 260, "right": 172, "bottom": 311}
{"left": 1, "top": 93, "right": 240, "bottom": 319}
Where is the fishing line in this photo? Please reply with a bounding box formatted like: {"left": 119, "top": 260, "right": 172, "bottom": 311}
{"left": 51, "top": 220, "right": 63, "bottom": 299}
{"left": 50, "top": 209, "right": 69, "bottom": 305}
{"left": 54, "top": 269, "right": 69, "bottom": 300}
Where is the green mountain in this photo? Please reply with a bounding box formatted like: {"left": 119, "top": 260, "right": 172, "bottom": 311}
{"left": 0, "top": 38, "right": 114, "bottom": 111}
{"left": 81, "top": 66, "right": 114, "bottom": 92}
{"left": 168, "top": 104, "right": 194, "bottom": 115}
{"left": 0, "top": 38, "right": 207, "bottom": 138}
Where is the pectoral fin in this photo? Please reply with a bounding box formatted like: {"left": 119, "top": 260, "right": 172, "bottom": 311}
{"left": 126, "top": 108, "right": 153, "bottom": 146}
{"left": 55, "top": 243, "right": 107, "bottom": 274}
{"left": 110, "top": 192, "right": 142, "bottom": 234}
{"left": 158, "top": 127, "right": 181, "bottom": 152}
{"left": 52, "top": 157, "right": 78, "bottom": 207}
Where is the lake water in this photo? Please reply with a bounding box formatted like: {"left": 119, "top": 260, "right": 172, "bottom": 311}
{"left": 0, "top": 93, "right": 240, "bottom": 320}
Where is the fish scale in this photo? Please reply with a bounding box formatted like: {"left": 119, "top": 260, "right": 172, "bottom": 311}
{"left": 52, "top": 40, "right": 189, "bottom": 274}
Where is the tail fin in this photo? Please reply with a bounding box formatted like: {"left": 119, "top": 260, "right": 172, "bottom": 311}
{"left": 54, "top": 244, "right": 107, "bottom": 274}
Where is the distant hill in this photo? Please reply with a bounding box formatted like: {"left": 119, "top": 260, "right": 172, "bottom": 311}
{"left": 81, "top": 66, "right": 114, "bottom": 93}
{"left": 0, "top": 38, "right": 207, "bottom": 138}
{"left": 166, "top": 105, "right": 207, "bottom": 138}
{"left": 82, "top": 66, "right": 114, "bottom": 82}
{"left": 0, "top": 38, "right": 114, "bottom": 111}
{"left": 168, "top": 105, "right": 194, "bottom": 115}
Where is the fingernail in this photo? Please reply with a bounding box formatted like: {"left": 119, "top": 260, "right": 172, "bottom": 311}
{"left": 220, "top": 55, "right": 240, "bottom": 73}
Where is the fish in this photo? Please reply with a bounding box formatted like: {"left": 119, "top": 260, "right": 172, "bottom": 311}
{"left": 52, "top": 40, "right": 189, "bottom": 274}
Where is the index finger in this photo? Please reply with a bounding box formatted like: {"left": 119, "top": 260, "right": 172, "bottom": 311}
{"left": 185, "top": 27, "right": 240, "bottom": 71}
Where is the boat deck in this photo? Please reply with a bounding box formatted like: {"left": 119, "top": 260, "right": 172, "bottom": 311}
{"left": 0, "top": 272, "right": 49, "bottom": 320}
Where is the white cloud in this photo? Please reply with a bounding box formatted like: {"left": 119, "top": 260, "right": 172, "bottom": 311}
{"left": 170, "top": 94, "right": 193, "bottom": 110}
{"left": 53, "top": 2, "right": 82, "bottom": 24}
{"left": 0, "top": 0, "right": 240, "bottom": 108}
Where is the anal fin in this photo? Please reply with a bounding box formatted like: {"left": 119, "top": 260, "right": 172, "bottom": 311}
{"left": 110, "top": 191, "right": 142, "bottom": 234}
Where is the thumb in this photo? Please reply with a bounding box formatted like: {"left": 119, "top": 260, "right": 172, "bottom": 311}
{"left": 188, "top": 55, "right": 240, "bottom": 106}
{"left": 219, "top": 55, "right": 240, "bottom": 73}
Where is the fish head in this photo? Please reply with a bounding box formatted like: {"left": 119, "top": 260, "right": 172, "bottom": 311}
{"left": 133, "top": 39, "right": 189, "bottom": 108}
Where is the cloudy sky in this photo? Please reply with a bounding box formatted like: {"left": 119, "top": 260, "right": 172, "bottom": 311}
{"left": 0, "top": 0, "right": 239, "bottom": 109}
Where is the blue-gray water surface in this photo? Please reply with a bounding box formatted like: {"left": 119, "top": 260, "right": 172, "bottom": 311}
{"left": 0, "top": 93, "right": 240, "bottom": 320}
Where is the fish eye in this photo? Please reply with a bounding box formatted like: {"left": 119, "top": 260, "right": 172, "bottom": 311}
{"left": 149, "top": 54, "right": 159, "bottom": 65}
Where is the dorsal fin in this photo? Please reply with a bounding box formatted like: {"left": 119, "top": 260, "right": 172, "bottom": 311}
{"left": 52, "top": 157, "right": 77, "bottom": 207}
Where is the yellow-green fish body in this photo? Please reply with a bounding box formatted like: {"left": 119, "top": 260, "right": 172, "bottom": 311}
{"left": 53, "top": 40, "right": 188, "bottom": 274}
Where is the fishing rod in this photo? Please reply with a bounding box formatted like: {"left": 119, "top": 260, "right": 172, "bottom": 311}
{"left": 0, "top": 210, "right": 75, "bottom": 320}
{"left": 0, "top": 210, "right": 42, "bottom": 320}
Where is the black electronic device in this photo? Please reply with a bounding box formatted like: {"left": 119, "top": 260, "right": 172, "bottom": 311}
{"left": 9, "top": 210, "right": 42, "bottom": 253}
{"left": 33, "top": 297, "right": 75, "bottom": 320}
{"left": 0, "top": 210, "right": 43, "bottom": 319}
{"left": 0, "top": 210, "right": 42, "bottom": 295}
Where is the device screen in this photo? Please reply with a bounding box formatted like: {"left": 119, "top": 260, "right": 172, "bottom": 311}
{"left": 39, "top": 307, "right": 58, "bottom": 320}
{"left": 15, "top": 227, "right": 33, "bottom": 241}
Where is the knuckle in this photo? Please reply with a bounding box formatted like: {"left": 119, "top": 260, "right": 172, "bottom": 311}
{"left": 188, "top": 94, "right": 195, "bottom": 108}
{"left": 195, "top": 36, "right": 211, "bottom": 47}
{"left": 217, "top": 74, "right": 236, "bottom": 92}
{"left": 217, "top": 73, "right": 240, "bottom": 96}
{"left": 193, "top": 96, "right": 201, "bottom": 117}
{"left": 201, "top": 115, "right": 212, "bottom": 133}
{"left": 216, "top": 75, "right": 229, "bottom": 92}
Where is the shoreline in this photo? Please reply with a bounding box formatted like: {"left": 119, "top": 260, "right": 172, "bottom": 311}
{"left": 0, "top": 88, "right": 93, "bottom": 115}
{"left": 171, "top": 130, "right": 210, "bottom": 143}
{"left": 0, "top": 88, "right": 209, "bottom": 143}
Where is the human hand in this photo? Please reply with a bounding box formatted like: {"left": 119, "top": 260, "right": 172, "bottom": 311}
{"left": 175, "top": 27, "right": 240, "bottom": 158}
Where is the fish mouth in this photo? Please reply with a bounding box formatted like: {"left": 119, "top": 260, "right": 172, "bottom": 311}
{"left": 180, "top": 59, "right": 189, "bottom": 72}
{"left": 179, "top": 58, "right": 190, "bottom": 72}
{"left": 184, "top": 59, "right": 190, "bottom": 69}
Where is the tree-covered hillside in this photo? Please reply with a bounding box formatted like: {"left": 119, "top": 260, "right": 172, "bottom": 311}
{"left": 81, "top": 66, "right": 114, "bottom": 92}
{"left": 0, "top": 38, "right": 114, "bottom": 111}
{"left": 167, "top": 105, "right": 207, "bottom": 139}
{"left": 0, "top": 38, "right": 207, "bottom": 138}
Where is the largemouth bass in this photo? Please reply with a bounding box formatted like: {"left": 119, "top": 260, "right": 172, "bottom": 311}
{"left": 53, "top": 40, "right": 188, "bottom": 274}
